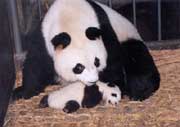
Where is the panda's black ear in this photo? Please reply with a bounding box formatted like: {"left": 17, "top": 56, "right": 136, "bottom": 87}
{"left": 86, "top": 27, "right": 102, "bottom": 40}
{"left": 51, "top": 32, "right": 71, "bottom": 49}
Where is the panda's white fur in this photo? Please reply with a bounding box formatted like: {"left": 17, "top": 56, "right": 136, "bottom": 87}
{"left": 54, "top": 40, "right": 107, "bottom": 85}
{"left": 42, "top": 0, "right": 102, "bottom": 57}
{"left": 42, "top": 0, "right": 108, "bottom": 85}
{"left": 42, "top": 0, "right": 141, "bottom": 56}
{"left": 42, "top": 0, "right": 141, "bottom": 85}
{"left": 95, "top": 2, "right": 142, "bottom": 42}
{"left": 46, "top": 81, "right": 121, "bottom": 111}
{"left": 48, "top": 82, "right": 85, "bottom": 109}
{"left": 97, "top": 82, "right": 121, "bottom": 104}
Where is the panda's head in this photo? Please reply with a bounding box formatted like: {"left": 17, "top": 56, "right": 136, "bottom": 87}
{"left": 51, "top": 27, "right": 107, "bottom": 86}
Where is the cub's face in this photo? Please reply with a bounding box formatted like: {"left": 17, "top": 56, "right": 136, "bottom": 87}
{"left": 51, "top": 27, "right": 107, "bottom": 86}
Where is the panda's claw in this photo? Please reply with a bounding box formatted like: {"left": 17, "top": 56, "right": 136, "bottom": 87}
{"left": 39, "top": 95, "right": 49, "bottom": 108}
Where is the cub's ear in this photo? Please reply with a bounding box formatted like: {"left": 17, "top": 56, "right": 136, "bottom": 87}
{"left": 51, "top": 32, "right": 71, "bottom": 49}
{"left": 86, "top": 27, "right": 102, "bottom": 40}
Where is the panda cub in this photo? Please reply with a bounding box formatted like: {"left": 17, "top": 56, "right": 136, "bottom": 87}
{"left": 39, "top": 81, "right": 121, "bottom": 113}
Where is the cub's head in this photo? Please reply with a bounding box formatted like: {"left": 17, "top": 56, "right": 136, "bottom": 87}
{"left": 51, "top": 27, "right": 107, "bottom": 86}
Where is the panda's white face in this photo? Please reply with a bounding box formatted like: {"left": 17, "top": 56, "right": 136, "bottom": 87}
{"left": 54, "top": 43, "right": 107, "bottom": 85}
{"left": 46, "top": 25, "right": 107, "bottom": 86}
{"left": 41, "top": 0, "right": 109, "bottom": 85}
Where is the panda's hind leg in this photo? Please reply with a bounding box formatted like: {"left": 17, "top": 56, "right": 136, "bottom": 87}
{"left": 12, "top": 54, "right": 55, "bottom": 100}
{"left": 121, "top": 39, "right": 160, "bottom": 101}
{"left": 63, "top": 101, "right": 80, "bottom": 113}
{"left": 39, "top": 95, "right": 80, "bottom": 113}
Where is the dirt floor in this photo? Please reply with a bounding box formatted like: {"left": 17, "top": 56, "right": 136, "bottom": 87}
{"left": 4, "top": 49, "right": 180, "bottom": 127}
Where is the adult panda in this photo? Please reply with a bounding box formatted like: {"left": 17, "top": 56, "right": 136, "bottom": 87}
{"left": 13, "top": 0, "right": 160, "bottom": 102}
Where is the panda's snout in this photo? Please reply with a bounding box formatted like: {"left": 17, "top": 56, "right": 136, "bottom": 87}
{"left": 79, "top": 68, "right": 99, "bottom": 85}
{"left": 87, "top": 76, "right": 99, "bottom": 85}
{"left": 87, "top": 73, "right": 99, "bottom": 84}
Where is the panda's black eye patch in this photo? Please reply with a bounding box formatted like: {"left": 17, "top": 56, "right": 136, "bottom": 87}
{"left": 86, "top": 27, "right": 101, "bottom": 40}
{"left": 73, "top": 63, "right": 85, "bottom": 74}
{"left": 94, "top": 57, "right": 100, "bottom": 67}
{"left": 51, "top": 32, "right": 71, "bottom": 49}
{"left": 111, "top": 93, "right": 117, "bottom": 97}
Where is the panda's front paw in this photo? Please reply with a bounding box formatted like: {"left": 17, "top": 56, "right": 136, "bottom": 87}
{"left": 104, "top": 83, "right": 121, "bottom": 106}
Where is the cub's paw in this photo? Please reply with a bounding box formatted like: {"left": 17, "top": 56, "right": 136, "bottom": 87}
{"left": 103, "top": 83, "right": 121, "bottom": 105}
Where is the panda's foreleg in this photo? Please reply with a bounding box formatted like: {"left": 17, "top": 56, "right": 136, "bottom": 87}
{"left": 121, "top": 39, "right": 160, "bottom": 101}
{"left": 12, "top": 44, "right": 55, "bottom": 100}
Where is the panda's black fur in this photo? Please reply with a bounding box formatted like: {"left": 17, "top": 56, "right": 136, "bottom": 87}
{"left": 12, "top": 23, "right": 56, "bottom": 100}
{"left": 87, "top": 0, "right": 160, "bottom": 101}
{"left": 81, "top": 84, "right": 103, "bottom": 108}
